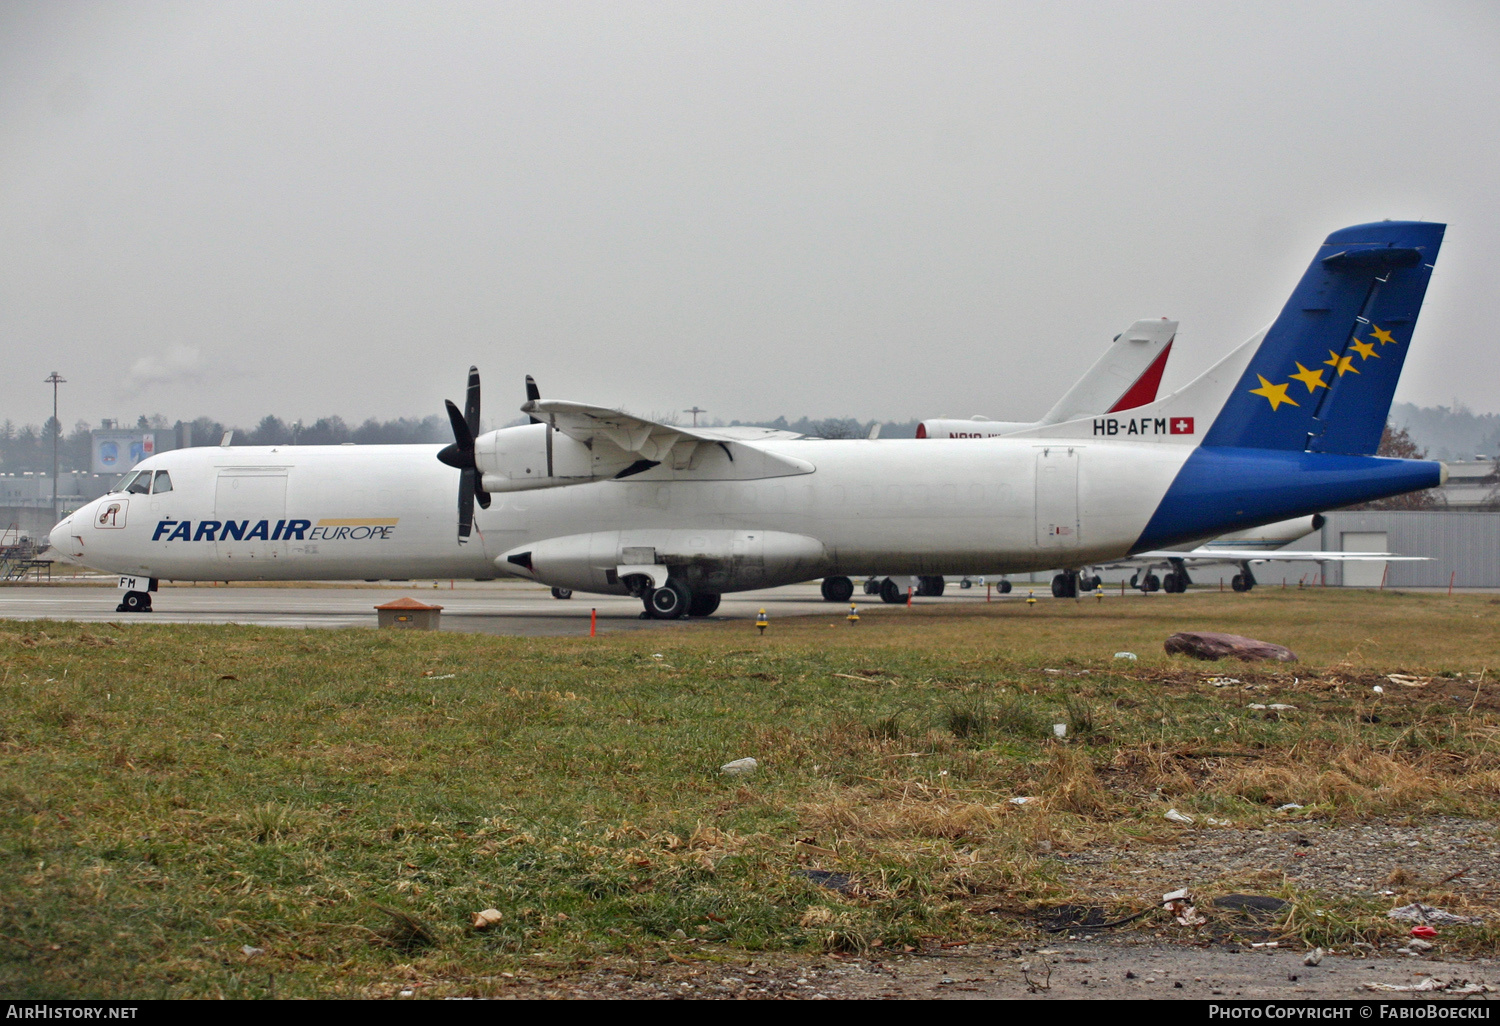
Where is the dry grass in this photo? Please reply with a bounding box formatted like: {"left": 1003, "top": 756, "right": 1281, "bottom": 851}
{"left": 3, "top": 589, "right": 1499, "bottom": 995}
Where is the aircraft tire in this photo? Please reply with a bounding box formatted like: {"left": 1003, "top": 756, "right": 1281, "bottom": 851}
{"left": 550, "top": 587, "right": 573, "bottom": 600}
{"left": 687, "top": 592, "right": 721, "bottom": 617}
{"left": 117, "top": 590, "right": 152, "bottom": 613}
{"left": 646, "top": 580, "right": 691, "bottom": 619}
{"left": 959, "top": 578, "right": 972, "bottom": 590}
{"left": 998, "top": 580, "right": 1012, "bottom": 594}
{"left": 1051, "top": 573, "right": 1077, "bottom": 599}
{"left": 820, "top": 576, "right": 854, "bottom": 603}
{"left": 879, "top": 577, "right": 905, "bottom": 604}
{"left": 917, "top": 575, "right": 945, "bottom": 597}
{"left": 1143, "top": 574, "right": 1161, "bottom": 593}
{"left": 1231, "top": 573, "right": 1251, "bottom": 593}
{"left": 1161, "top": 573, "right": 1180, "bottom": 594}
{"left": 863, "top": 579, "right": 880, "bottom": 596}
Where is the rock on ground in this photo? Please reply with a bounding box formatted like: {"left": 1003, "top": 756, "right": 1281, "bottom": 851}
{"left": 1165, "top": 631, "right": 1297, "bottom": 662}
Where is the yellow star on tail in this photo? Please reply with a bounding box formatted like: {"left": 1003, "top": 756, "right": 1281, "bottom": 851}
{"left": 1370, "top": 325, "right": 1397, "bottom": 345}
{"left": 1289, "top": 362, "right": 1329, "bottom": 392}
{"left": 1323, "top": 349, "right": 1359, "bottom": 377}
{"left": 1350, "top": 337, "right": 1380, "bottom": 361}
{"left": 1249, "top": 375, "right": 1299, "bottom": 410}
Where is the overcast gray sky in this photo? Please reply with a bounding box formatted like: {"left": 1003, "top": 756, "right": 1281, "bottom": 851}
{"left": 2, "top": 0, "right": 1497, "bottom": 431}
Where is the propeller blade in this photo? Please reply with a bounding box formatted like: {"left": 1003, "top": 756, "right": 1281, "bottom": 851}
{"left": 457, "top": 466, "right": 475, "bottom": 540}
{"left": 438, "top": 399, "right": 475, "bottom": 468}
{"left": 526, "top": 374, "right": 542, "bottom": 424}
{"left": 464, "top": 365, "right": 481, "bottom": 439}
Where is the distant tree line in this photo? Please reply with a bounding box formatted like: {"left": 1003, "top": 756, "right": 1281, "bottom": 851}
{"left": 0, "top": 413, "right": 455, "bottom": 474}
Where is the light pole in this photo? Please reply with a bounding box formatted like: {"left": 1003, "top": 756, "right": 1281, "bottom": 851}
{"left": 687, "top": 406, "right": 705, "bottom": 427}
{"left": 44, "top": 372, "right": 66, "bottom": 525}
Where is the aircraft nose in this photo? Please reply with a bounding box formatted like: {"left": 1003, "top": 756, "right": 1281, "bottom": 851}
{"left": 48, "top": 509, "right": 83, "bottom": 560}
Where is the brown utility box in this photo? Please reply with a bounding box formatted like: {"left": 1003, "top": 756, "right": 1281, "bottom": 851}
{"left": 375, "top": 596, "right": 443, "bottom": 630}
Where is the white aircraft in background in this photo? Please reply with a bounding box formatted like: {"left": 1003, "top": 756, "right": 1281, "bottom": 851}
{"left": 916, "top": 318, "right": 1176, "bottom": 439}
{"left": 1083, "top": 513, "right": 1426, "bottom": 595}
{"left": 49, "top": 221, "right": 1447, "bottom": 620}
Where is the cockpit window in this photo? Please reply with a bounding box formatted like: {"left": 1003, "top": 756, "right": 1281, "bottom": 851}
{"left": 126, "top": 472, "right": 153, "bottom": 495}
{"left": 152, "top": 471, "right": 173, "bottom": 494}
{"left": 111, "top": 470, "right": 141, "bottom": 494}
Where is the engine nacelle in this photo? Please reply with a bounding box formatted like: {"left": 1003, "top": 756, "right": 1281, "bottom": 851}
{"left": 475, "top": 423, "right": 628, "bottom": 492}
{"left": 497, "top": 529, "right": 830, "bottom": 594}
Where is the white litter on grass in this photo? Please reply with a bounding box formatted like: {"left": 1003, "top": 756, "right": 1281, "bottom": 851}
{"left": 1373, "top": 686, "right": 1385, "bottom": 694}
{"left": 1161, "top": 889, "right": 1205, "bottom": 927}
{"left": 1008, "top": 796, "right": 1038, "bottom": 805}
{"left": 1364, "top": 979, "right": 1492, "bottom": 994}
{"left": 471, "top": 909, "right": 503, "bottom": 930}
{"left": 1269, "top": 704, "right": 1298, "bottom": 711}
{"left": 1276, "top": 803, "right": 1305, "bottom": 812}
{"left": 1164, "top": 809, "right": 1194, "bottom": 825}
{"left": 652, "top": 654, "right": 664, "bottom": 659}
{"left": 1387, "top": 674, "right": 1432, "bottom": 688}
{"left": 1114, "top": 652, "right": 1138, "bottom": 661}
{"left": 1387, "top": 903, "right": 1483, "bottom": 925}
{"left": 1248, "top": 704, "right": 1267, "bottom": 710}
{"left": 1205, "top": 817, "right": 1231, "bottom": 827}
{"left": 241, "top": 945, "right": 265, "bottom": 957}
{"left": 720, "top": 758, "right": 759, "bottom": 776}
{"left": 1204, "top": 677, "right": 1243, "bottom": 687}
{"left": 1052, "top": 723, "right": 1068, "bottom": 738}
{"left": 1303, "top": 947, "right": 1325, "bottom": 967}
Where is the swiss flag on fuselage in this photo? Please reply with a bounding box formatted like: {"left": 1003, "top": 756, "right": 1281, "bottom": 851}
{"left": 1169, "top": 417, "right": 1194, "bottom": 435}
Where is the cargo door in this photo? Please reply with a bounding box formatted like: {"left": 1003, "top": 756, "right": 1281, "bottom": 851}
{"left": 1035, "top": 448, "right": 1081, "bottom": 550}
{"left": 215, "top": 468, "right": 288, "bottom": 566}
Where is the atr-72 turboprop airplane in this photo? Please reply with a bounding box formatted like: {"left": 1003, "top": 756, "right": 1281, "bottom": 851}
{"left": 51, "top": 221, "right": 1446, "bottom": 618}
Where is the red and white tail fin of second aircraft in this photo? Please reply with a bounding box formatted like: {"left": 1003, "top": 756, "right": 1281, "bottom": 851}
{"left": 1040, "top": 318, "right": 1176, "bottom": 424}
{"left": 916, "top": 318, "right": 1176, "bottom": 439}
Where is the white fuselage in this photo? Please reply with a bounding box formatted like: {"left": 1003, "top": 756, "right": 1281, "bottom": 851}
{"left": 52, "top": 437, "right": 1194, "bottom": 591}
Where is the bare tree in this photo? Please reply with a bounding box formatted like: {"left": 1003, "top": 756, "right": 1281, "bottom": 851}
{"left": 1348, "top": 424, "right": 1440, "bottom": 510}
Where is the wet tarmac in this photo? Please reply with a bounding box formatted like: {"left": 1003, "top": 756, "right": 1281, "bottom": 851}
{"left": 0, "top": 578, "right": 1049, "bottom": 635}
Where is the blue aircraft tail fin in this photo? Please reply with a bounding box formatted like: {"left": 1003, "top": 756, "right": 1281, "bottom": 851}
{"left": 1200, "top": 221, "right": 1444, "bottom": 455}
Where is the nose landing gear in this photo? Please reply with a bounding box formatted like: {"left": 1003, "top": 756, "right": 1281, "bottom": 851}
{"left": 116, "top": 590, "right": 153, "bottom": 613}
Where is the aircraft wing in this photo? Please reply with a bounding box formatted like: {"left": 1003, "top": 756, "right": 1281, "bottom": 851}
{"left": 522, "top": 400, "right": 813, "bottom": 478}
{"left": 1131, "top": 549, "right": 1428, "bottom": 563}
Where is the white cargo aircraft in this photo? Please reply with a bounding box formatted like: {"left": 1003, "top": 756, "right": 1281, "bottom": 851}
{"left": 50, "top": 221, "right": 1446, "bottom": 619}
{"left": 916, "top": 318, "right": 1176, "bottom": 439}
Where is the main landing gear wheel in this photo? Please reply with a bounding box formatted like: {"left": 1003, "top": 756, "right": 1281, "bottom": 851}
{"left": 1162, "top": 572, "right": 1185, "bottom": 594}
{"left": 116, "top": 590, "right": 152, "bottom": 613}
{"left": 997, "top": 579, "right": 1012, "bottom": 594}
{"left": 916, "top": 575, "right": 945, "bottom": 597}
{"left": 879, "top": 578, "right": 905, "bottom": 604}
{"left": 550, "top": 587, "right": 573, "bottom": 600}
{"left": 644, "top": 579, "right": 692, "bottom": 620}
{"left": 1051, "top": 572, "right": 1078, "bottom": 599}
{"left": 1231, "top": 573, "right": 1253, "bottom": 592}
{"left": 687, "top": 592, "right": 721, "bottom": 617}
{"left": 820, "top": 576, "right": 854, "bottom": 603}
{"left": 1142, "top": 573, "right": 1161, "bottom": 593}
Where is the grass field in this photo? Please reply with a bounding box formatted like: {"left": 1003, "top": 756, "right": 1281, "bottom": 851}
{"left": 3, "top": 589, "right": 1499, "bottom": 997}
